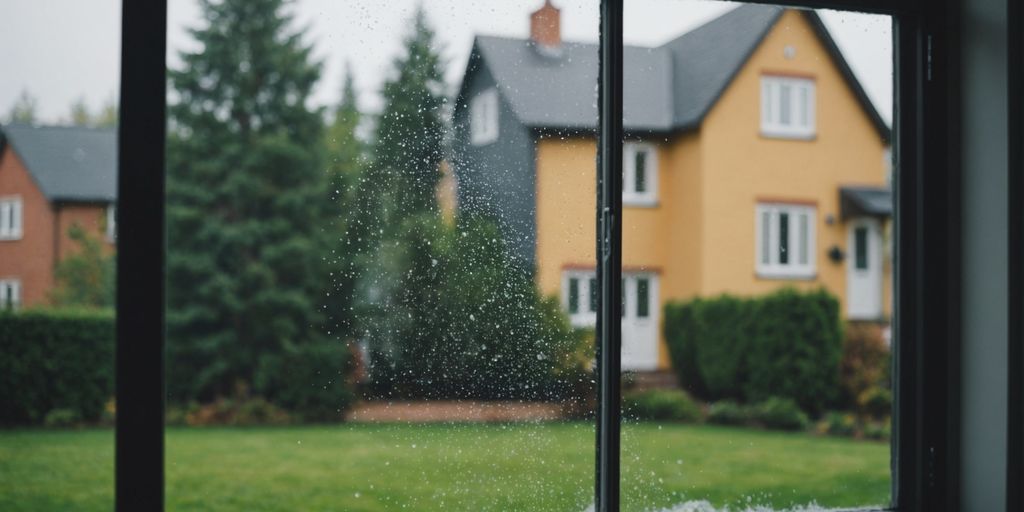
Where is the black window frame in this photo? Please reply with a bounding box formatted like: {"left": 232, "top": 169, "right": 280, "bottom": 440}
{"left": 1007, "top": 0, "right": 1023, "bottom": 509}
{"left": 117, "top": 1, "right": 960, "bottom": 511}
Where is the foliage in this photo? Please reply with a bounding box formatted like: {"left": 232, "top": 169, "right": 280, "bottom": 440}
{"left": 863, "top": 420, "right": 891, "bottom": 441}
{"left": 839, "top": 322, "right": 890, "bottom": 407}
{"left": 744, "top": 288, "right": 843, "bottom": 415}
{"left": 254, "top": 340, "right": 355, "bottom": 422}
{"left": 0, "top": 309, "right": 114, "bottom": 425}
{"left": 165, "top": 0, "right": 339, "bottom": 403}
{"left": 706, "top": 400, "right": 752, "bottom": 426}
{"left": 43, "top": 408, "right": 82, "bottom": 428}
{"left": 172, "top": 397, "right": 292, "bottom": 426}
{"left": 50, "top": 224, "right": 116, "bottom": 308}
{"left": 751, "top": 396, "right": 810, "bottom": 431}
{"left": 664, "top": 288, "right": 843, "bottom": 415}
{"left": 818, "top": 411, "right": 859, "bottom": 437}
{"left": 66, "top": 96, "right": 118, "bottom": 128}
{"left": 624, "top": 389, "right": 702, "bottom": 422}
{"left": 857, "top": 386, "right": 892, "bottom": 420}
{"left": 7, "top": 89, "right": 37, "bottom": 124}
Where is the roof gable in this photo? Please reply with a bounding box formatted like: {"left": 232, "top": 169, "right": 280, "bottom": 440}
{"left": 461, "top": 4, "right": 889, "bottom": 140}
{"left": 0, "top": 124, "right": 117, "bottom": 203}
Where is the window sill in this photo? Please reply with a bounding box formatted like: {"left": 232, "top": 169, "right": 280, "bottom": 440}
{"left": 623, "top": 200, "right": 659, "bottom": 209}
{"left": 755, "top": 270, "right": 817, "bottom": 281}
{"left": 759, "top": 131, "right": 817, "bottom": 142}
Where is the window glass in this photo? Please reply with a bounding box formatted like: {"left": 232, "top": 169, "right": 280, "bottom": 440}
{"left": 635, "top": 151, "right": 647, "bottom": 193}
{"left": 0, "top": 1, "right": 120, "bottom": 509}
{"left": 623, "top": 2, "right": 893, "bottom": 510}
{"left": 165, "top": 1, "right": 597, "bottom": 510}
{"left": 855, "top": 226, "right": 869, "bottom": 270}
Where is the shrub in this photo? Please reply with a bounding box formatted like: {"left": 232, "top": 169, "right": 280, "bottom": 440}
{"left": 707, "top": 400, "right": 752, "bottom": 426}
{"left": 183, "top": 397, "right": 291, "bottom": 426}
{"left": 44, "top": 408, "right": 81, "bottom": 428}
{"left": 840, "top": 322, "right": 890, "bottom": 408}
{"left": 0, "top": 309, "right": 114, "bottom": 425}
{"left": 254, "top": 340, "right": 355, "bottom": 422}
{"left": 857, "top": 386, "right": 893, "bottom": 420}
{"left": 744, "top": 288, "right": 843, "bottom": 415}
{"left": 863, "top": 420, "right": 891, "bottom": 441}
{"left": 624, "top": 389, "right": 702, "bottom": 422}
{"left": 751, "top": 397, "right": 810, "bottom": 431}
{"left": 665, "top": 288, "right": 843, "bottom": 415}
{"left": 819, "top": 411, "right": 858, "bottom": 437}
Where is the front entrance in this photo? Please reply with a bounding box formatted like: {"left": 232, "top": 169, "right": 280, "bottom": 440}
{"left": 846, "top": 218, "right": 883, "bottom": 319}
{"left": 622, "top": 273, "right": 659, "bottom": 371}
{"left": 562, "top": 270, "right": 660, "bottom": 371}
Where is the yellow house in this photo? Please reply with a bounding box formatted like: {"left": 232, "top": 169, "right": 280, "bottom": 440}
{"left": 452, "top": 3, "right": 891, "bottom": 373}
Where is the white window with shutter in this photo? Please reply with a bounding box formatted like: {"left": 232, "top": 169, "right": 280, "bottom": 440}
{"left": 761, "top": 76, "right": 816, "bottom": 139}
{"left": 0, "top": 197, "right": 23, "bottom": 240}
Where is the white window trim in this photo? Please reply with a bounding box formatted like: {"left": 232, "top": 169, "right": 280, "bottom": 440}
{"left": 755, "top": 203, "right": 817, "bottom": 279}
{"left": 106, "top": 204, "right": 117, "bottom": 242}
{"left": 0, "top": 196, "right": 23, "bottom": 241}
{"left": 562, "top": 270, "right": 597, "bottom": 328}
{"left": 469, "top": 88, "right": 499, "bottom": 146}
{"left": 760, "top": 75, "right": 816, "bottom": 140}
{"left": 0, "top": 279, "right": 21, "bottom": 310}
{"left": 623, "top": 142, "right": 658, "bottom": 206}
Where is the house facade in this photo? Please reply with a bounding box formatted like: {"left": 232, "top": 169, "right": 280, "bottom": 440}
{"left": 452, "top": 3, "right": 891, "bottom": 372}
{"left": 0, "top": 124, "right": 117, "bottom": 308}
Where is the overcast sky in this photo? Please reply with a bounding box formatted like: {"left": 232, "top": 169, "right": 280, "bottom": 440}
{"left": 0, "top": 0, "right": 891, "bottom": 124}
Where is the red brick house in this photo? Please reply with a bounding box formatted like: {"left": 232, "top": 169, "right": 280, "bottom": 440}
{"left": 0, "top": 124, "right": 117, "bottom": 308}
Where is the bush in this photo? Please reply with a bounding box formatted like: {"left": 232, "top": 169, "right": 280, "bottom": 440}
{"left": 665, "top": 288, "right": 843, "bottom": 415}
{"left": 0, "top": 309, "right": 114, "bottom": 425}
{"left": 751, "top": 397, "right": 810, "bottom": 431}
{"left": 254, "top": 341, "right": 355, "bottom": 422}
{"left": 818, "top": 411, "right": 858, "bottom": 437}
{"left": 624, "top": 389, "right": 702, "bottom": 422}
{"left": 863, "top": 420, "right": 891, "bottom": 441}
{"left": 744, "top": 288, "right": 843, "bottom": 415}
{"left": 44, "top": 408, "right": 81, "bottom": 428}
{"left": 707, "top": 400, "right": 752, "bottom": 426}
{"left": 840, "top": 322, "right": 890, "bottom": 408}
{"left": 857, "top": 386, "right": 892, "bottom": 420}
{"left": 184, "top": 397, "right": 291, "bottom": 426}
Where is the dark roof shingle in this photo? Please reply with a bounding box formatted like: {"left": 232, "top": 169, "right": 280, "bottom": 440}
{"left": 1, "top": 124, "right": 117, "bottom": 203}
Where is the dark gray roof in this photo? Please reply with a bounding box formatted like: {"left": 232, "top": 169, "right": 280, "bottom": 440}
{"left": 840, "top": 186, "right": 892, "bottom": 219}
{"left": 1, "top": 124, "right": 117, "bottom": 203}
{"left": 464, "top": 4, "right": 889, "bottom": 139}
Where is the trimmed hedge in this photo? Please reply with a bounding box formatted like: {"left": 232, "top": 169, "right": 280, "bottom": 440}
{"left": 664, "top": 288, "right": 843, "bottom": 415}
{"left": 623, "top": 389, "right": 702, "bottom": 422}
{"left": 0, "top": 309, "right": 115, "bottom": 425}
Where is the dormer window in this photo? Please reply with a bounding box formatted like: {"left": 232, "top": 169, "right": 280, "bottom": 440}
{"left": 623, "top": 142, "right": 657, "bottom": 206}
{"left": 0, "top": 197, "right": 23, "bottom": 241}
{"left": 761, "top": 75, "right": 816, "bottom": 139}
{"left": 470, "top": 88, "right": 499, "bottom": 146}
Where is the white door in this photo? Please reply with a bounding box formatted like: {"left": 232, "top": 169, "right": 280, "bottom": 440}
{"left": 847, "top": 218, "right": 883, "bottom": 319}
{"left": 622, "top": 273, "right": 659, "bottom": 371}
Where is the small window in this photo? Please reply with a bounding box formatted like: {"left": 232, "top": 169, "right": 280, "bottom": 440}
{"left": 106, "top": 204, "right": 117, "bottom": 242}
{"left": 756, "top": 203, "right": 816, "bottom": 278}
{"left": 636, "top": 278, "right": 649, "bottom": 318}
{"left": 568, "top": 277, "right": 579, "bottom": 314}
{"left": 470, "top": 88, "right": 499, "bottom": 145}
{"left": 761, "top": 76, "right": 816, "bottom": 139}
{"left": 0, "top": 197, "right": 23, "bottom": 240}
{"left": 0, "top": 279, "right": 20, "bottom": 310}
{"left": 623, "top": 143, "right": 657, "bottom": 205}
{"left": 854, "top": 226, "right": 869, "bottom": 270}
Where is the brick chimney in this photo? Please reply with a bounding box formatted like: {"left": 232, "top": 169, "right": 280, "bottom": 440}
{"left": 530, "top": 1, "right": 561, "bottom": 50}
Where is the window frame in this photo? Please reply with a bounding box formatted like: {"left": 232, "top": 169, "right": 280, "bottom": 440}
{"left": 469, "top": 87, "right": 499, "bottom": 146}
{"left": 622, "top": 142, "right": 657, "bottom": 206}
{"left": 0, "top": 195, "right": 23, "bottom": 241}
{"left": 755, "top": 202, "right": 817, "bottom": 279}
{"left": 118, "top": 1, "right": 961, "bottom": 511}
{"left": 106, "top": 204, "right": 117, "bottom": 242}
{"left": 760, "top": 74, "right": 817, "bottom": 139}
{"left": 0, "top": 279, "right": 20, "bottom": 310}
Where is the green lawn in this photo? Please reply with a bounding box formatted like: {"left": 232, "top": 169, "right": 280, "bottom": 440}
{"left": 0, "top": 423, "right": 889, "bottom": 511}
